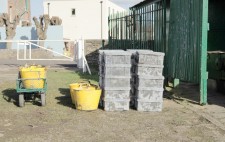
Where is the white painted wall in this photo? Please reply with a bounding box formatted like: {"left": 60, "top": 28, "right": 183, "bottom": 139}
{"left": 43, "top": 0, "right": 125, "bottom": 40}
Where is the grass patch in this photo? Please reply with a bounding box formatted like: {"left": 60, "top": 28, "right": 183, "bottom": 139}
{"left": 0, "top": 69, "right": 99, "bottom": 107}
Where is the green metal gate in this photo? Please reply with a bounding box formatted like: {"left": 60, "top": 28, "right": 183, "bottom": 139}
{"left": 107, "top": 0, "right": 209, "bottom": 105}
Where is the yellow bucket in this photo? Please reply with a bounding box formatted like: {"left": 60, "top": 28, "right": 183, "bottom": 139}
{"left": 69, "top": 83, "right": 81, "bottom": 104}
{"left": 69, "top": 82, "right": 96, "bottom": 104}
{"left": 74, "top": 84, "right": 101, "bottom": 111}
{"left": 19, "top": 65, "right": 46, "bottom": 89}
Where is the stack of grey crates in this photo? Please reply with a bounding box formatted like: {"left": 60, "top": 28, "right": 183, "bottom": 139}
{"left": 99, "top": 50, "right": 132, "bottom": 111}
{"left": 131, "top": 50, "right": 165, "bottom": 112}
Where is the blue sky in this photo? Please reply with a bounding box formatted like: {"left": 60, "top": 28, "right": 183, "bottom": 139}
{"left": 30, "top": 0, "right": 143, "bottom": 18}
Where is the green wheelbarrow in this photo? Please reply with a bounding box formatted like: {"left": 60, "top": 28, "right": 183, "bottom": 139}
{"left": 16, "top": 78, "right": 47, "bottom": 107}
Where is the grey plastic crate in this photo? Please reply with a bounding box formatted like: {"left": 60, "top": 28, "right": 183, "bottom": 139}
{"left": 135, "top": 100, "right": 163, "bottom": 112}
{"left": 103, "top": 89, "right": 131, "bottom": 99}
{"left": 127, "top": 50, "right": 153, "bottom": 65}
{"left": 135, "top": 76, "right": 164, "bottom": 88}
{"left": 99, "top": 50, "right": 104, "bottom": 65}
{"left": 131, "top": 65, "right": 136, "bottom": 73}
{"left": 135, "top": 88, "right": 163, "bottom": 102}
{"left": 104, "top": 99, "right": 130, "bottom": 111}
{"left": 103, "top": 51, "right": 131, "bottom": 64}
{"left": 99, "top": 50, "right": 123, "bottom": 65}
{"left": 99, "top": 65, "right": 103, "bottom": 75}
{"left": 135, "top": 64, "right": 164, "bottom": 76}
{"left": 102, "top": 76, "right": 131, "bottom": 88}
{"left": 99, "top": 76, "right": 103, "bottom": 88}
{"left": 101, "top": 64, "right": 131, "bottom": 76}
{"left": 130, "top": 88, "right": 136, "bottom": 107}
{"left": 130, "top": 73, "right": 136, "bottom": 85}
{"left": 136, "top": 51, "right": 165, "bottom": 65}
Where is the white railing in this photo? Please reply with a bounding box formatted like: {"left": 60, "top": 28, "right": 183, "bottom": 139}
{"left": 16, "top": 40, "right": 74, "bottom": 61}
{"left": 0, "top": 40, "right": 91, "bottom": 74}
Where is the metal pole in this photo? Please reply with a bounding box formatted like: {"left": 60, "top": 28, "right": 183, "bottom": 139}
{"left": 29, "top": 42, "right": 31, "bottom": 59}
{"left": 47, "top": 3, "right": 50, "bottom": 16}
{"left": 17, "top": 42, "right": 19, "bottom": 60}
{"left": 24, "top": 42, "right": 26, "bottom": 60}
{"left": 100, "top": 1, "right": 103, "bottom": 40}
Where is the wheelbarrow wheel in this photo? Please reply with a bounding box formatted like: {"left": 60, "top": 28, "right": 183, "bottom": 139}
{"left": 18, "top": 94, "right": 25, "bottom": 107}
{"left": 41, "top": 93, "right": 46, "bottom": 106}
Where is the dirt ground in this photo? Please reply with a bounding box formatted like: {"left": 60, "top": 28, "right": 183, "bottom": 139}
{"left": 0, "top": 65, "right": 225, "bottom": 142}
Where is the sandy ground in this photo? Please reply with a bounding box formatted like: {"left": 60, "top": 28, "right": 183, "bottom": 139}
{"left": 0, "top": 65, "right": 225, "bottom": 142}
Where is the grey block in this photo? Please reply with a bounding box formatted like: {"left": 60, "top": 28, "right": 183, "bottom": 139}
{"left": 131, "top": 65, "right": 136, "bottom": 73}
{"left": 104, "top": 99, "right": 130, "bottom": 111}
{"left": 130, "top": 88, "right": 136, "bottom": 107}
{"left": 103, "top": 89, "right": 131, "bottom": 99}
{"left": 99, "top": 65, "right": 103, "bottom": 75}
{"left": 102, "top": 76, "right": 131, "bottom": 88}
{"left": 102, "top": 64, "right": 131, "bottom": 76}
{"left": 135, "top": 76, "right": 164, "bottom": 88}
{"left": 136, "top": 51, "right": 165, "bottom": 65}
{"left": 135, "top": 100, "right": 163, "bottom": 112}
{"left": 99, "top": 76, "right": 103, "bottom": 88}
{"left": 135, "top": 88, "right": 163, "bottom": 102}
{"left": 99, "top": 50, "right": 123, "bottom": 65}
{"left": 135, "top": 64, "right": 164, "bottom": 76}
{"left": 103, "top": 50, "right": 131, "bottom": 64}
{"left": 127, "top": 50, "right": 153, "bottom": 65}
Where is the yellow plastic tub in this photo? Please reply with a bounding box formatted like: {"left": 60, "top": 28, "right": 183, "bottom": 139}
{"left": 69, "top": 83, "right": 80, "bottom": 104}
{"left": 19, "top": 65, "right": 46, "bottom": 89}
{"left": 74, "top": 84, "right": 101, "bottom": 111}
{"left": 69, "top": 82, "right": 95, "bottom": 104}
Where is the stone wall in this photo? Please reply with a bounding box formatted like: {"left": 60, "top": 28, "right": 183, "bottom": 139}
{"left": 84, "top": 39, "right": 108, "bottom": 65}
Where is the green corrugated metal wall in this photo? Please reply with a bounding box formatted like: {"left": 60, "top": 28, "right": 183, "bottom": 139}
{"left": 168, "top": 0, "right": 203, "bottom": 83}
{"left": 168, "top": 0, "right": 208, "bottom": 104}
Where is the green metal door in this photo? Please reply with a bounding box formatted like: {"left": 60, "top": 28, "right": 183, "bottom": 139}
{"left": 168, "top": 0, "right": 208, "bottom": 104}
{"left": 207, "top": 0, "right": 225, "bottom": 80}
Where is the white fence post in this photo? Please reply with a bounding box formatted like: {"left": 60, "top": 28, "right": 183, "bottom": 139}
{"left": 77, "top": 39, "right": 85, "bottom": 70}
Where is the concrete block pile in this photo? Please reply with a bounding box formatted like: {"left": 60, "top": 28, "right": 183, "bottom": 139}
{"left": 132, "top": 50, "right": 165, "bottom": 111}
{"left": 99, "top": 50, "right": 132, "bottom": 111}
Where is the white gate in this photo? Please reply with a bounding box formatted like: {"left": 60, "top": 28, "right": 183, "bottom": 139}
{"left": 0, "top": 40, "right": 91, "bottom": 74}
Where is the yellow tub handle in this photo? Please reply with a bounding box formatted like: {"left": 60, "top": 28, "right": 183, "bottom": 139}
{"left": 77, "top": 79, "right": 100, "bottom": 90}
{"left": 78, "top": 83, "right": 90, "bottom": 88}
{"left": 77, "top": 79, "right": 91, "bottom": 84}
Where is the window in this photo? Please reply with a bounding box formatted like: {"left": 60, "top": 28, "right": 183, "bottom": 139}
{"left": 71, "top": 9, "right": 76, "bottom": 16}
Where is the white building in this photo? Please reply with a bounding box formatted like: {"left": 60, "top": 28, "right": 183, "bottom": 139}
{"left": 43, "top": 0, "right": 125, "bottom": 40}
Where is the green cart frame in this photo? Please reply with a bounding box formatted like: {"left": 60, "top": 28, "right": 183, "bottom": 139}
{"left": 16, "top": 78, "right": 47, "bottom": 107}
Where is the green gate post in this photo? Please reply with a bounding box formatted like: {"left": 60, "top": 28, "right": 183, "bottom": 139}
{"left": 200, "top": 0, "right": 208, "bottom": 105}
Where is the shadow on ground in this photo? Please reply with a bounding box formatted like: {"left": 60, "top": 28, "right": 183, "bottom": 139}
{"left": 56, "top": 88, "right": 74, "bottom": 108}
{"left": 2, "top": 88, "right": 18, "bottom": 106}
{"left": 166, "top": 82, "right": 225, "bottom": 107}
